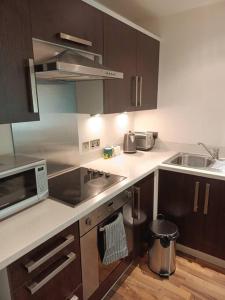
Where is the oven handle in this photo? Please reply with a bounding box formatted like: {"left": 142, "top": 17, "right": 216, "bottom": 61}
{"left": 24, "top": 234, "right": 75, "bottom": 273}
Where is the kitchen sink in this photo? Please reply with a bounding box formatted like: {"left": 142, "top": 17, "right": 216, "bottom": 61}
{"left": 164, "top": 153, "right": 215, "bottom": 169}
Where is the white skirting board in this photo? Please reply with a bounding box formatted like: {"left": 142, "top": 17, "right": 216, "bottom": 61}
{"left": 177, "top": 243, "right": 225, "bottom": 269}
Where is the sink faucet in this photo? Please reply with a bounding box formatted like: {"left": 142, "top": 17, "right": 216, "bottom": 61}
{"left": 198, "top": 142, "right": 219, "bottom": 160}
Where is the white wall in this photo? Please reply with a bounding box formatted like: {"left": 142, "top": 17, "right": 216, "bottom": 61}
{"left": 0, "top": 125, "right": 13, "bottom": 155}
{"left": 134, "top": 1, "right": 225, "bottom": 147}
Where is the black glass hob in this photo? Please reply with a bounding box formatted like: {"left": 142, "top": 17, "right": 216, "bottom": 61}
{"left": 49, "top": 167, "right": 126, "bottom": 206}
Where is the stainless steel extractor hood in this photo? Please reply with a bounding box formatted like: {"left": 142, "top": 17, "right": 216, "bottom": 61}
{"left": 33, "top": 39, "right": 123, "bottom": 81}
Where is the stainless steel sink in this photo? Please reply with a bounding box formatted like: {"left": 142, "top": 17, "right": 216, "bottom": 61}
{"left": 164, "top": 153, "right": 215, "bottom": 169}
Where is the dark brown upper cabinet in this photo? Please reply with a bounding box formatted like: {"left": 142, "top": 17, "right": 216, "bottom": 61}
{"left": 158, "top": 170, "right": 225, "bottom": 260}
{"left": 136, "top": 32, "right": 159, "bottom": 110}
{"left": 0, "top": 0, "right": 39, "bottom": 124}
{"left": 103, "top": 15, "right": 160, "bottom": 114}
{"left": 103, "top": 15, "right": 137, "bottom": 114}
{"left": 30, "top": 0, "right": 103, "bottom": 54}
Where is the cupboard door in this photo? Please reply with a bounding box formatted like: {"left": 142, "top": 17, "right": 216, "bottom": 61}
{"left": 136, "top": 32, "right": 159, "bottom": 110}
{"left": 158, "top": 170, "right": 204, "bottom": 250}
{"left": 103, "top": 15, "right": 137, "bottom": 113}
{"left": 133, "top": 173, "right": 154, "bottom": 257}
{"left": 30, "top": 0, "right": 103, "bottom": 54}
{"left": 0, "top": 0, "right": 39, "bottom": 124}
{"left": 200, "top": 178, "right": 225, "bottom": 260}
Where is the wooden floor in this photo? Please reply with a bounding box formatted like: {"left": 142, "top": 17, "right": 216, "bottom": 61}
{"left": 106, "top": 255, "right": 225, "bottom": 300}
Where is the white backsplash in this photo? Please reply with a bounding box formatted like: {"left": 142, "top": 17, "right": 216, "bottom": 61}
{"left": 77, "top": 112, "right": 135, "bottom": 163}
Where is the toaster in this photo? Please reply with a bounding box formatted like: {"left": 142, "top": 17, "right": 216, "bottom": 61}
{"left": 135, "top": 131, "right": 157, "bottom": 151}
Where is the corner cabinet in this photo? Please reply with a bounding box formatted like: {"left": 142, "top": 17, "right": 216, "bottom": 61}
{"left": 30, "top": 0, "right": 103, "bottom": 54}
{"left": 158, "top": 170, "right": 225, "bottom": 260}
{"left": 0, "top": 0, "right": 39, "bottom": 124}
{"left": 103, "top": 15, "right": 160, "bottom": 114}
{"left": 133, "top": 173, "right": 154, "bottom": 257}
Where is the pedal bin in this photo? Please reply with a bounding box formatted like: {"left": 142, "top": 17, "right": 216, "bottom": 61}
{"left": 148, "top": 219, "right": 179, "bottom": 277}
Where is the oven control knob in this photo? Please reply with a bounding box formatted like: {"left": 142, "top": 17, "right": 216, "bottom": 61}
{"left": 85, "top": 217, "right": 92, "bottom": 226}
{"left": 88, "top": 168, "right": 93, "bottom": 173}
{"left": 99, "top": 171, "right": 104, "bottom": 176}
{"left": 93, "top": 169, "right": 98, "bottom": 174}
{"left": 105, "top": 172, "right": 110, "bottom": 177}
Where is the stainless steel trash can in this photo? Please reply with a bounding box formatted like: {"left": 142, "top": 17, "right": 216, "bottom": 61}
{"left": 148, "top": 219, "right": 179, "bottom": 277}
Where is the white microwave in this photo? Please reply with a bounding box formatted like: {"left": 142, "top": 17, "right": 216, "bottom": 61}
{"left": 0, "top": 155, "right": 48, "bottom": 220}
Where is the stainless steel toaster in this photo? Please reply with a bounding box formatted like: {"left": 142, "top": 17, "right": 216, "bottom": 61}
{"left": 135, "top": 131, "right": 157, "bottom": 151}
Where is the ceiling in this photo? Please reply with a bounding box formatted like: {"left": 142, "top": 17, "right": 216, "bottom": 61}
{"left": 94, "top": 0, "right": 223, "bottom": 18}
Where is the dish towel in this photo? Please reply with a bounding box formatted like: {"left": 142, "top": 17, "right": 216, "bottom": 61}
{"left": 102, "top": 213, "right": 128, "bottom": 265}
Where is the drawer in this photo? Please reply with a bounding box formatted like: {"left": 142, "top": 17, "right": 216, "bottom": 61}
{"left": 11, "top": 252, "right": 82, "bottom": 300}
{"left": 8, "top": 223, "right": 81, "bottom": 291}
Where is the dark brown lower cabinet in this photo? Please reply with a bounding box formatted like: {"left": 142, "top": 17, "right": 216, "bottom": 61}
{"left": 158, "top": 170, "right": 225, "bottom": 260}
{"left": 7, "top": 223, "right": 82, "bottom": 300}
{"left": 133, "top": 173, "right": 154, "bottom": 257}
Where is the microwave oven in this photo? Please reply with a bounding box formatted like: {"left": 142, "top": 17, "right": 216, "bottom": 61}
{"left": 0, "top": 155, "right": 48, "bottom": 220}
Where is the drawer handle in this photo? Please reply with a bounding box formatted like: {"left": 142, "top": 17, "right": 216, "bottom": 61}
{"left": 139, "top": 76, "right": 143, "bottom": 107}
{"left": 27, "top": 252, "right": 76, "bottom": 295}
{"left": 59, "top": 32, "right": 92, "bottom": 47}
{"left": 25, "top": 234, "right": 75, "bottom": 273}
{"left": 193, "top": 181, "right": 200, "bottom": 212}
{"left": 203, "top": 183, "right": 210, "bottom": 215}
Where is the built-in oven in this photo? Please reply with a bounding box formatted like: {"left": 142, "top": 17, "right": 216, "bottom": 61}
{"left": 79, "top": 189, "right": 134, "bottom": 300}
{"left": 0, "top": 155, "right": 48, "bottom": 220}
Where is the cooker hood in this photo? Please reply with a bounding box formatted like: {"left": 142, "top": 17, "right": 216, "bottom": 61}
{"left": 34, "top": 40, "right": 123, "bottom": 81}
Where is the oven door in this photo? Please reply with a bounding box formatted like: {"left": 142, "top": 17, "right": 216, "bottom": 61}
{"left": 0, "top": 168, "right": 38, "bottom": 219}
{"left": 98, "top": 201, "right": 134, "bottom": 284}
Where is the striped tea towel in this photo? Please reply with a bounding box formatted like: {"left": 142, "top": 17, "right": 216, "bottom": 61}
{"left": 102, "top": 213, "right": 128, "bottom": 265}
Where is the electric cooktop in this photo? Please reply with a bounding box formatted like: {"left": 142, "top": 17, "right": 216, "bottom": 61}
{"left": 49, "top": 167, "right": 126, "bottom": 206}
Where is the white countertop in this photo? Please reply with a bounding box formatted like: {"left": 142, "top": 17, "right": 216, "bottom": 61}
{"left": 1, "top": 148, "right": 225, "bottom": 270}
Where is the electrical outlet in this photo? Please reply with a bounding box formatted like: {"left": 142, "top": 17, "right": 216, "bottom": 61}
{"left": 82, "top": 141, "right": 90, "bottom": 152}
{"left": 90, "top": 139, "right": 100, "bottom": 149}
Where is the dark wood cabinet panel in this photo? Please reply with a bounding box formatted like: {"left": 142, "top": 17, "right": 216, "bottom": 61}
{"left": 0, "top": 0, "right": 39, "bottom": 124}
{"left": 103, "top": 15, "right": 159, "bottom": 114}
{"left": 30, "top": 0, "right": 103, "bottom": 54}
{"left": 158, "top": 170, "right": 225, "bottom": 260}
{"left": 133, "top": 173, "right": 154, "bottom": 257}
{"left": 158, "top": 170, "right": 204, "bottom": 250}
{"left": 103, "top": 15, "right": 137, "bottom": 113}
{"left": 8, "top": 223, "right": 82, "bottom": 300}
{"left": 200, "top": 177, "right": 225, "bottom": 260}
{"left": 136, "top": 32, "right": 159, "bottom": 110}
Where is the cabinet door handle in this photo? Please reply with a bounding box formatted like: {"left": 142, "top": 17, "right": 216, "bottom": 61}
{"left": 139, "top": 76, "right": 143, "bottom": 106}
{"left": 27, "top": 252, "right": 76, "bottom": 295}
{"left": 132, "top": 187, "right": 141, "bottom": 220}
{"left": 203, "top": 183, "right": 210, "bottom": 215}
{"left": 28, "top": 58, "right": 39, "bottom": 113}
{"left": 59, "top": 32, "right": 92, "bottom": 47}
{"left": 193, "top": 181, "right": 200, "bottom": 212}
{"left": 70, "top": 296, "right": 79, "bottom": 300}
{"left": 135, "top": 76, "right": 139, "bottom": 107}
{"left": 25, "top": 234, "right": 75, "bottom": 273}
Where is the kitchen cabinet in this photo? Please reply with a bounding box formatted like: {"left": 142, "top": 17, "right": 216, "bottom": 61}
{"left": 0, "top": 0, "right": 39, "bottom": 124}
{"left": 30, "top": 0, "right": 103, "bottom": 54}
{"left": 133, "top": 173, "right": 154, "bottom": 257}
{"left": 103, "top": 15, "right": 159, "bottom": 113}
{"left": 136, "top": 32, "right": 159, "bottom": 110}
{"left": 103, "top": 15, "right": 137, "bottom": 113}
{"left": 158, "top": 170, "right": 225, "bottom": 260}
{"left": 6, "top": 223, "right": 82, "bottom": 300}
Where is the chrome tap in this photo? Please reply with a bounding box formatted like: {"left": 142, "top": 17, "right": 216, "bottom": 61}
{"left": 198, "top": 142, "right": 219, "bottom": 160}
